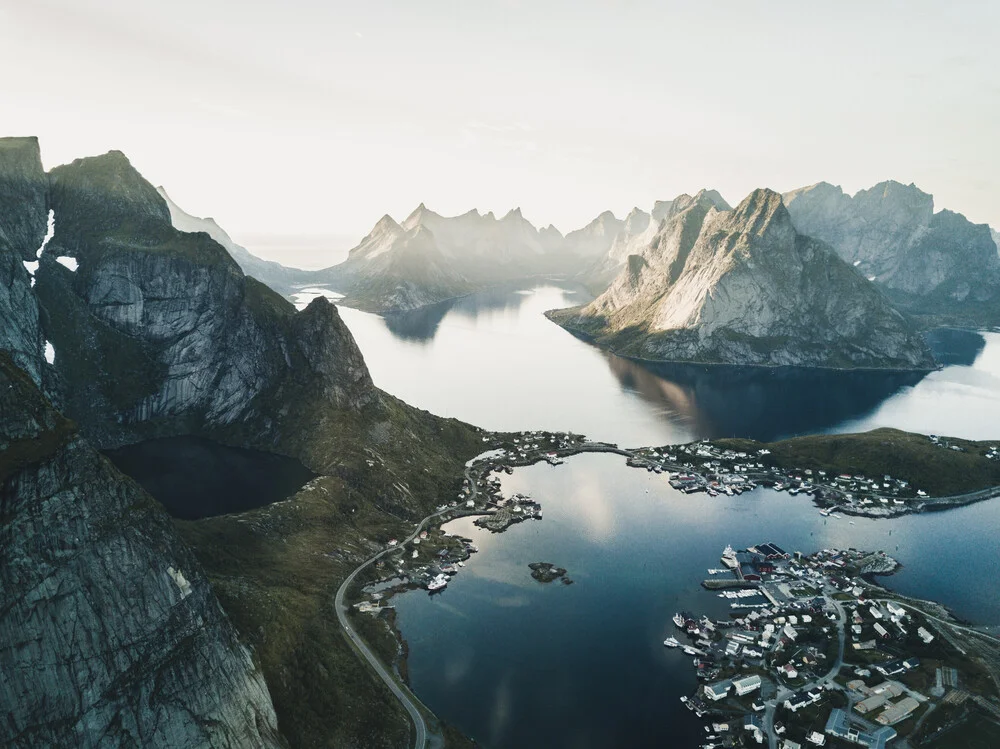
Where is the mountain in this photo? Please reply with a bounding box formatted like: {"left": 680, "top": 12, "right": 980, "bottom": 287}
{"left": 561, "top": 210, "right": 623, "bottom": 259}
{"left": 0, "top": 140, "right": 282, "bottom": 748}
{"left": 582, "top": 190, "right": 731, "bottom": 291}
{"left": 548, "top": 188, "right": 935, "bottom": 369}
{"left": 783, "top": 181, "right": 1000, "bottom": 325}
{"left": 157, "top": 186, "right": 313, "bottom": 295}
{"left": 316, "top": 205, "right": 627, "bottom": 312}
{"left": 0, "top": 138, "right": 48, "bottom": 386}
{"left": 34, "top": 151, "right": 375, "bottom": 448}
{"left": 0, "top": 138, "right": 485, "bottom": 746}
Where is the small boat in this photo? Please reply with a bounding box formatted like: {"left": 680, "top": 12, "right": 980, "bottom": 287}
{"left": 663, "top": 637, "right": 680, "bottom": 648}
{"left": 673, "top": 612, "right": 686, "bottom": 628}
{"left": 426, "top": 574, "right": 449, "bottom": 591}
{"left": 682, "top": 646, "right": 698, "bottom": 655}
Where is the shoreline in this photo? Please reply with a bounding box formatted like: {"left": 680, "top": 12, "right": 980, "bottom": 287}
{"left": 544, "top": 308, "right": 942, "bottom": 374}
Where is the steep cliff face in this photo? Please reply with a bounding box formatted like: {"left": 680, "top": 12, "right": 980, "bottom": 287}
{"left": 783, "top": 181, "right": 1000, "bottom": 323}
{"left": 34, "top": 151, "right": 376, "bottom": 450}
{"left": 0, "top": 353, "right": 281, "bottom": 748}
{"left": 549, "top": 189, "right": 935, "bottom": 369}
{"left": 583, "top": 190, "right": 731, "bottom": 291}
{"left": 0, "top": 137, "right": 49, "bottom": 386}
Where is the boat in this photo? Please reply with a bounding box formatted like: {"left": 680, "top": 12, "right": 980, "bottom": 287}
{"left": 673, "top": 612, "right": 686, "bottom": 628}
{"left": 721, "top": 545, "right": 739, "bottom": 569}
{"left": 682, "top": 646, "right": 698, "bottom": 655}
{"left": 663, "top": 637, "right": 680, "bottom": 648}
{"left": 426, "top": 574, "right": 449, "bottom": 591}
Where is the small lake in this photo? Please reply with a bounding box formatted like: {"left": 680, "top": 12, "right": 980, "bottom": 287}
{"left": 105, "top": 436, "right": 315, "bottom": 520}
{"left": 331, "top": 284, "right": 999, "bottom": 445}
{"left": 393, "top": 452, "right": 1000, "bottom": 749}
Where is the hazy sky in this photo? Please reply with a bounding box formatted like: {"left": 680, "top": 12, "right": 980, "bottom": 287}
{"left": 2, "top": 0, "right": 998, "bottom": 265}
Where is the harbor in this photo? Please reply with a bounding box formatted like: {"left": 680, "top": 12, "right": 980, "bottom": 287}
{"left": 663, "top": 541, "right": 1000, "bottom": 748}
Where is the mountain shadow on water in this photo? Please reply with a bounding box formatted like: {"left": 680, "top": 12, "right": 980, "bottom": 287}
{"left": 924, "top": 328, "right": 986, "bottom": 367}
{"left": 606, "top": 355, "right": 928, "bottom": 442}
{"left": 105, "top": 437, "right": 315, "bottom": 520}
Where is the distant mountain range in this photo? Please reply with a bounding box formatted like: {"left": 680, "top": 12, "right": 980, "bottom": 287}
{"left": 154, "top": 176, "right": 1000, "bottom": 331}
{"left": 547, "top": 189, "right": 935, "bottom": 369}
{"left": 783, "top": 181, "right": 1000, "bottom": 326}
{"left": 309, "top": 203, "right": 624, "bottom": 312}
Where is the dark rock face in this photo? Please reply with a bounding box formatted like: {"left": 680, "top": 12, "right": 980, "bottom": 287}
{"left": 0, "top": 137, "right": 49, "bottom": 262}
{"left": 783, "top": 181, "right": 1000, "bottom": 323}
{"left": 0, "top": 138, "right": 49, "bottom": 386}
{"left": 0, "top": 141, "right": 394, "bottom": 747}
{"left": 34, "top": 151, "right": 376, "bottom": 449}
{"left": 0, "top": 353, "right": 281, "bottom": 748}
{"left": 551, "top": 189, "right": 935, "bottom": 369}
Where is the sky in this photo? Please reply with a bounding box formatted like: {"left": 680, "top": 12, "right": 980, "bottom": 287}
{"left": 1, "top": 0, "right": 998, "bottom": 267}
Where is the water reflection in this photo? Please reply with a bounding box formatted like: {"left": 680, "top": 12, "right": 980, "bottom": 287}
{"left": 394, "top": 453, "right": 1000, "bottom": 749}
{"left": 606, "top": 355, "right": 927, "bottom": 441}
{"left": 923, "top": 327, "right": 986, "bottom": 366}
{"left": 335, "top": 283, "right": 1000, "bottom": 443}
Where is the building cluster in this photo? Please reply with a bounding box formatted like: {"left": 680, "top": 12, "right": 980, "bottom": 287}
{"left": 671, "top": 543, "right": 975, "bottom": 749}
{"left": 630, "top": 439, "right": 930, "bottom": 512}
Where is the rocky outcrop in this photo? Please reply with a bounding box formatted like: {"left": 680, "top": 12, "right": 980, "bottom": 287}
{"left": 582, "top": 190, "right": 731, "bottom": 291}
{"left": 549, "top": 189, "right": 935, "bottom": 369}
{"left": 0, "top": 352, "right": 281, "bottom": 748}
{"left": 157, "top": 186, "right": 313, "bottom": 296}
{"left": 783, "top": 181, "right": 1000, "bottom": 324}
{"left": 0, "top": 138, "right": 49, "bottom": 386}
{"left": 34, "top": 151, "right": 376, "bottom": 449}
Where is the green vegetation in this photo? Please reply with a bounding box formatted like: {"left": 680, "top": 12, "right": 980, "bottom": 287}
{"left": 180, "top": 390, "right": 485, "bottom": 748}
{"left": 924, "top": 710, "right": 1000, "bottom": 749}
{"left": 715, "top": 428, "right": 1000, "bottom": 497}
{"left": 245, "top": 276, "right": 296, "bottom": 321}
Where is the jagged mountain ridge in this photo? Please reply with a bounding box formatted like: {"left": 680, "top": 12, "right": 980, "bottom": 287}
{"left": 36, "top": 150, "right": 376, "bottom": 450}
{"left": 582, "top": 189, "right": 732, "bottom": 292}
{"left": 0, "top": 137, "right": 485, "bottom": 746}
{"left": 549, "top": 188, "right": 935, "bottom": 369}
{"left": 783, "top": 180, "right": 1000, "bottom": 325}
{"left": 316, "top": 202, "right": 626, "bottom": 312}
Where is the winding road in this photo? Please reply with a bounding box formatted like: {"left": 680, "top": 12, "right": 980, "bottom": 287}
{"left": 335, "top": 504, "right": 456, "bottom": 749}
{"left": 334, "top": 462, "right": 484, "bottom": 749}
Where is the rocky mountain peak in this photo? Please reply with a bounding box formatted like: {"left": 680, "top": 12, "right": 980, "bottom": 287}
{"left": 0, "top": 136, "right": 49, "bottom": 262}
{"left": 728, "top": 187, "right": 792, "bottom": 238}
{"left": 48, "top": 151, "right": 172, "bottom": 250}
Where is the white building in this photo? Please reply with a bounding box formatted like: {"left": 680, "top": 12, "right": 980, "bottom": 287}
{"left": 733, "top": 675, "right": 763, "bottom": 696}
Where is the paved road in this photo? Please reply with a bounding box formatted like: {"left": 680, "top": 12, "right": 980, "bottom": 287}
{"left": 334, "top": 460, "right": 487, "bottom": 749}
{"left": 764, "top": 596, "right": 847, "bottom": 749}
{"left": 335, "top": 504, "right": 456, "bottom": 749}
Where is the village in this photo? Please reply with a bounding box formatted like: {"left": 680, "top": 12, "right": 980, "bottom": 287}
{"left": 667, "top": 542, "right": 1000, "bottom": 749}
{"left": 343, "top": 431, "right": 1000, "bottom": 747}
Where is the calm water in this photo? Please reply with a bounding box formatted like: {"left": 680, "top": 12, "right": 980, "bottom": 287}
{"left": 394, "top": 453, "right": 1000, "bottom": 748}
{"left": 309, "top": 283, "right": 1000, "bottom": 747}
{"left": 105, "top": 436, "right": 314, "bottom": 520}
{"left": 333, "top": 284, "right": 999, "bottom": 444}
